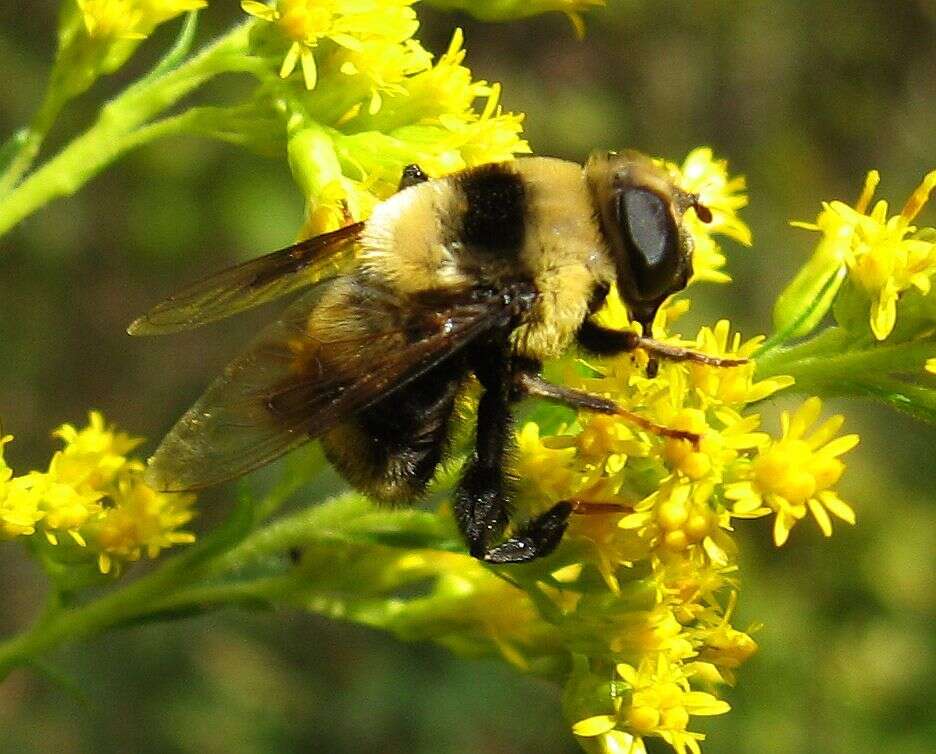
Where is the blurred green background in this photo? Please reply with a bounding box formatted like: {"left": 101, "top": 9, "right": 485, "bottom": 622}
{"left": 1, "top": 2, "right": 934, "bottom": 753}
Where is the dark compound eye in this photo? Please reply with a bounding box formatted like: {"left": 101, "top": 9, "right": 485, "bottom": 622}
{"left": 617, "top": 187, "right": 681, "bottom": 302}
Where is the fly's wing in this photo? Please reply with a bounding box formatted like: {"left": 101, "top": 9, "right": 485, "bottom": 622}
{"left": 144, "top": 276, "right": 523, "bottom": 492}
{"left": 128, "top": 222, "right": 365, "bottom": 335}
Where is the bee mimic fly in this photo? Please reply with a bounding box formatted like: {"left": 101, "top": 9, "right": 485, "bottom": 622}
{"left": 130, "top": 151, "right": 745, "bottom": 564}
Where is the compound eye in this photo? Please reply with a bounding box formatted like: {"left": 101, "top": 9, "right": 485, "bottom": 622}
{"left": 617, "top": 187, "right": 681, "bottom": 301}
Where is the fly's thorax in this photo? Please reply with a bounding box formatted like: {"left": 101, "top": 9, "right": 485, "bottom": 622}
{"left": 359, "top": 179, "right": 473, "bottom": 294}
{"left": 359, "top": 158, "right": 614, "bottom": 360}
{"left": 511, "top": 157, "right": 615, "bottom": 359}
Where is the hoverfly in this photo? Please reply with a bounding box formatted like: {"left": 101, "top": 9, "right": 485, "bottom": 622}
{"left": 130, "top": 152, "right": 742, "bottom": 563}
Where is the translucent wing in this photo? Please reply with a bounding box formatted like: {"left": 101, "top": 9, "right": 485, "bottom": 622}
{"left": 128, "top": 222, "right": 365, "bottom": 335}
{"left": 144, "top": 276, "right": 524, "bottom": 492}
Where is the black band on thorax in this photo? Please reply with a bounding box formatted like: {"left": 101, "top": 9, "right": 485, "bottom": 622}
{"left": 458, "top": 163, "right": 526, "bottom": 255}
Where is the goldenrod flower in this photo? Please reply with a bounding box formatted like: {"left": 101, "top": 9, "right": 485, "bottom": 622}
{"left": 574, "top": 655, "right": 730, "bottom": 754}
{"left": 725, "top": 397, "right": 858, "bottom": 545}
{"left": 48, "top": 410, "right": 144, "bottom": 491}
{"left": 666, "top": 148, "right": 752, "bottom": 285}
{"left": 91, "top": 478, "right": 195, "bottom": 574}
{"left": 335, "top": 38, "right": 433, "bottom": 115}
{"left": 620, "top": 480, "right": 734, "bottom": 563}
{"left": 77, "top": 0, "right": 206, "bottom": 40}
{"left": 242, "top": 0, "right": 420, "bottom": 90}
{"left": 793, "top": 169, "right": 936, "bottom": 340}
{"left": 501, "top": 228, "right": 862, "bottom": 749}
{"left": 286, "top": 27, "right": 528, "bottom": 236}
{"left": 927, "top": 357, "right": 936, "bottom": 374}
{"left": 0, "top": 436, "right": 43, "bottom": 538}
{"left": 506, "top": 288, "right": 818, "bottom": 751}
{"left": 0, "top": 413, "right": 196, "bottom": 573}
{"left": 685, "top": 320, "right": 794, "bottom": 406}
{"left": 331, "top": 32, "right": 529, "bottom": 188}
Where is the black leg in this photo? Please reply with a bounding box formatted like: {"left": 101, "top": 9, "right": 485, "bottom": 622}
{"left": 455, "top": 345, "right": 572, "bottom": 564}
{"left": 398, "top": 163, "right": 429, "bottom": 190}
{"left": 577, "top": 319, "right": 748, "bottom": 368}
{"left": 514, "top": 371, "right": 700, "bottom": 444}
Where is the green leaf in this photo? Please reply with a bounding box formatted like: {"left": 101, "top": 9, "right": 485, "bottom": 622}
{"left": 147, "top": 11, "right": 200, "bottom": 80}
{"left": 772, "top": 237, "right": 847, "bottom": 341}
{"left": 838, "top": 378, "right": 936, "bottom": 425}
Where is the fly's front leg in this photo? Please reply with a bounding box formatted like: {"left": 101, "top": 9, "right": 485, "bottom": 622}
{"left": 514, "top": 371, "right": 700, "bottom": 445}
{"left": 456, "top": 345, "right": 572, "bottom": 564}
{"left": 577, "top": 319, "right": 748, "bottom": 377}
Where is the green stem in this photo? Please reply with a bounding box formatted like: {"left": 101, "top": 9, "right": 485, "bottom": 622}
{"left": 757, "top": 330, "right": 935, "bottom": 389}
{"left": 754, "top": 327, "right": 854, "bottom": 379}
{"left": 145, "top": 573, "right": 303, "bottom": 614}
{"left": 0, "top": 482, "right": 459, "bottom": 678}
{"left": 0, "top": 548, "right": 199, "bottom": 679}
{"left": 0, "top": 495, "right": 255, "bottom": 679}
{"left": 0, "top": 492, "right": 373, "bottom": 677}
{"left": 0, "top": 89, "right": 68, "bottom": 198}
{"left": 206, "top": 492, "right": 373, "bottom": 576}
{"left": 0, "top": 23, "right": 256, "bottom": 241}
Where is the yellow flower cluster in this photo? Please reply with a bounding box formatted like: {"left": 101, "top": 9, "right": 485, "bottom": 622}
{"left": 504, "top": 153, "right": 859, "bottom": 751}
{"left": 574, "top": 655, "right": 731, "bottom": 754}
{"left": 330, "top": 29, "right": 529, "bottom": 198}
{"left": 517, "top": 322, "right": 857, "bottom": 750}
{"left": 243, "top": 2, "right": 530, "bottom": 235}
{"left": 0, "top": 412, "right": 194, "bottom": 575}
{"left": 793, "top": 168, "right": 936, "bottom": 340}
{"left": 242, "top": 0, "right": 421, "bottom": 94}
{"left": 77, "top": 0, "right": 206, "bottom": 40}
{"left": 725, "top": 397, "right": 857, "bottom": 546}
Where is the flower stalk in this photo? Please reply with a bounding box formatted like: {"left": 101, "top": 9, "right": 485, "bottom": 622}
{"left": 0, "top": 22, "right": 254, "bottom": 240}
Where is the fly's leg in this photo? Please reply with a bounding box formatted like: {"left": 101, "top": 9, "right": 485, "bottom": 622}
{"left": 455, "top": 345, "right": 572, "bottom": 564}
{"left": 577, "top": 319, "right": 748, "bottom": 377}
{"left": 514, "top": 371, "right": 700, "bottom": 445}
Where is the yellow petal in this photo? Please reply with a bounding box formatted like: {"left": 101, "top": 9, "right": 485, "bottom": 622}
{"left": 300, "top": 48, "right": 318, "bottom": 90}
{"left": 619, "top": 512, "right": 651, "bottom": 529}
{"left": 703, "top": 535, "right": 728, "bottom": 565}
{"left": 818, "top": 491, "right": 856, "bottom": 523}
{"left": 241, "top": 0, "right": 278, "bottom": 21}
{"left": 616, "top": 663, "right": 639, "bottom": 685}
{"left": 899, "top": 169, "right": 936, "bottom": 222}
{"left": 820, "top": 433, "right": 859, "bottom": 458}
{"left": 855, "top": 170, "right": 881, "bottom": 213}
{"left": 724, "top": 481, "right": 755, "bottom": 500}
{"left": 789, "top": 397, "right": 821, "bottom": 439}
{"left": 573, "top": 715, "right": 619, "bottom": 737}
{"left": 807, "top": 498, "right": 833, "bottom": 536}
{"left": 683, "top": 692, "right": 731, "bottom": 715}
{"left": 773, "top": 512, "right": 792, "bottom": 546}
{"left": 807, "top": 414, "right": 845, "bottom": 449}
{"left": 279, "top": 42, "right": 301, "bottom": 79}
{"left": 870, "top": 286, "right": 897, "bottom": 340}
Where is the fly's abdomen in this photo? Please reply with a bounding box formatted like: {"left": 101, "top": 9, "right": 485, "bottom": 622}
{"left": 322, "top": 362, "right": 465, "bottom": 504}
